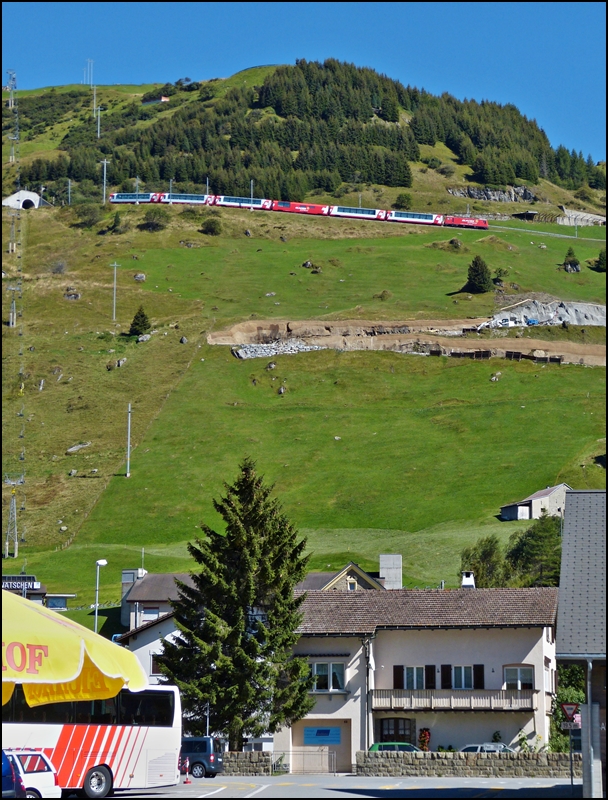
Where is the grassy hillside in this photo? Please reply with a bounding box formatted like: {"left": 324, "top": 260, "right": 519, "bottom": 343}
{"left": 2, "top": 202, "right": 605, "bottom": 614}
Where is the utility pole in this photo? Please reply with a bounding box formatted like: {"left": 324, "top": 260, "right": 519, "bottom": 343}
{"left": 109, "top": 262, "right": 119, "bottom": 321}
{"left": 135, "top": 175, "right": 140, "bottom": 199}
{"left": 169, "top": 177, "right": 173, "bottom": 199}
{"left": 100, "top": 158, "right": 111, "bottom": 204}
{"left": 126, "top": 403, "right": 132, "bottom": 477}
{"left": 96, "top": 106, "right": 101, "bottom": 138}
{"left": 250, "top": 178, "right": 254, "bottom": 211}
{"left": 206, "top": 176, "right": 209, "bottom": 197}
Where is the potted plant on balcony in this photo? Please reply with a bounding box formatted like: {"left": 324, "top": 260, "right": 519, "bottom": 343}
{"left": 418, "top": 728, "right": 431, "bottom": 752}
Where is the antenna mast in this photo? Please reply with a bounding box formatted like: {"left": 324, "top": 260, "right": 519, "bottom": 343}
{"left": 4, "top": 474, "right": 25, "bottom": 559}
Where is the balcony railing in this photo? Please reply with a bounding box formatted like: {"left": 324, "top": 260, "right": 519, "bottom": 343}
{"left": 370, "top": 688, "right": 538, "bottom": 712}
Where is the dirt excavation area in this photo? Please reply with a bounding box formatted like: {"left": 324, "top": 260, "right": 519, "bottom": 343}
{"left": 208, "top": 318, "right": 606, "bottom": 367}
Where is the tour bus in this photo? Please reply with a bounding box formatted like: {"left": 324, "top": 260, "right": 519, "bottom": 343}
{"left": 2, "top": 684, "right": 181, "bottom": 798}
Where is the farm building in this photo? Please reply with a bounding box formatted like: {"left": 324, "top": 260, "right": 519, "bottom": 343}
{"left": 500, "top": 483, "right": 571, "bottom": 521}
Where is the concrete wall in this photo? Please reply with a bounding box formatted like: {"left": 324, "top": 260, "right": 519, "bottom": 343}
{"left": 356, "top": 751, "right": 582, "bottom": 777}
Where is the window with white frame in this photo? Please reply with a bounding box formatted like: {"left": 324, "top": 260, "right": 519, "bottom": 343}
{"left": 504, "top": 666, "right": 534, "bottom": 690}
{"left": 453, "top": 665, "right": 473, "bottom": 689}
{"left": 347, "top": 580, "right": 357, "bottom": 591}
{"left": 405, "top": 666, "right": 424, "bottom": 689}
{"left": 311, "top": 662, "right": 345, "bottom": 692}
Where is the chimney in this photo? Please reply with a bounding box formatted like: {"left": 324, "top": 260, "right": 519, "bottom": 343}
{"left": 461, "top": 570, "right": 475, "bottom": 589}
{"left": 379, "top": 554, "right": 402, "bottom": 590}
{"left": 120, "top": 568, "right": 147, "bottom": 627}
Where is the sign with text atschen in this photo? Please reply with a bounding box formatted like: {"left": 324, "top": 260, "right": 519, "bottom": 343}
{"left": 561, "top": 702, "right": 579, "bottom": 721}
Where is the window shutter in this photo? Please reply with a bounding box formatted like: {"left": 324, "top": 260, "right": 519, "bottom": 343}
{"left": 441, "top": 664, "right": 452, "bottom": 690}
{"left": 473, "top": 664, "right": 485, "bottom": 690}
{"left": 393, "top": 665, "right": 404, "bottom": 690}
{"left": 424, "top": 665, "right": 436, "bottom": 690}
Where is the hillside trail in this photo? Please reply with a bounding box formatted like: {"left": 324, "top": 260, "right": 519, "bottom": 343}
{"left": 209, "top": 318, "right": 606, "bottom": 366}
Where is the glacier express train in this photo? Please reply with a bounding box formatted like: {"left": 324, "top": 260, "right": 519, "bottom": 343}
{"left": 108, "top": 192, "right": 488, "bottom": 230}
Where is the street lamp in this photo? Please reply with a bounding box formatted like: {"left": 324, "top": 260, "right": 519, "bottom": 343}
{"left": 94, "top": 559, "right": 108, "bottom": 633}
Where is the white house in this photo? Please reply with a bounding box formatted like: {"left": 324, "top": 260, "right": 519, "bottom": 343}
{"left": 500, "top": 483, "right": 571, "bottom": 521}
{"left": 274, "top": 584, "right": 558, "bottom": 772}
{"left": 118, "top": 571, "right": 557, "bottom": 772}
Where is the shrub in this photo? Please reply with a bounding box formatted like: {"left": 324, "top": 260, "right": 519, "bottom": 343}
{"left": 201, "top": 217, "right": 222, "bottom": 236}
{"left": 437, "top": 163, "right": 456, "bottom": 177}
{"left": 75, "top": 203, "right": 102, "bottom": 228}
{"left": 143, "top": 207, "right": 169, "bottom": 231}
{"left": 392, "top": 193, "right": 413, "bottom": 210}
{"left": 51, "top": 260, "right": 66, "bottom": 274}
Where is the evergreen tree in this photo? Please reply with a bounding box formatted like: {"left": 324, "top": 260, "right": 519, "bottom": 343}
{"left": 505, "top": 513, "right": 561, "bottom": 587}
{"left": 129, "top": 305, "right": 151, "bottom": 336}
{"left": 596, "top": 248, "right": 606, "bottom": 273}
{"left": 157, "top": 458, "right": 314, "bottom": 750}
{"left": 467, "top": 255, "right": 492, "bottom": 293}
{"left": 563, "top": 247, "right": 579, "bottom": 268}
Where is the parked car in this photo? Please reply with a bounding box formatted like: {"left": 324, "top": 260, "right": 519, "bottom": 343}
{"left": 369, "top": 742, "right": 422, "bottom": 752}
{"left": 1, "top": 751, "right": 26, "bottom": 799}
{"left": 179, "top": 737, "right": 224, "bottom": 778}
{"left": 459, "top": 743, "right": 516, "bottom": 753}
{"left": 4, "top": 751, "right": 61, "bottom": 799}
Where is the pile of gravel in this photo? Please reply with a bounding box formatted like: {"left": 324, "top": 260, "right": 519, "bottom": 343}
{"left": 232, "top": 338, "right": 327, "bottom": 359}
{"left": 491, "top": 301, "right": 605, "bottom": 328}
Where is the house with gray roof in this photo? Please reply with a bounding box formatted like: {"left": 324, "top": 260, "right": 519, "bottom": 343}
{"left": 556, "top": 489, "right": 605, "bottom": 797}
{"left": 274, "top": 583, "right": 558, "bottom": 771}
{"left": 500, "top": 483, "right": 571, "bottom": 521}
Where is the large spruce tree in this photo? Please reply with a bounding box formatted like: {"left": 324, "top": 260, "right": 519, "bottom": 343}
{"left": 157, "top": 458, "right": 314, "bottom": 750}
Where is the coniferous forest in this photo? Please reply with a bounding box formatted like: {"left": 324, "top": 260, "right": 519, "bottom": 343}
{"left": 9, "top": 58, "right": 606, "bottom": 202}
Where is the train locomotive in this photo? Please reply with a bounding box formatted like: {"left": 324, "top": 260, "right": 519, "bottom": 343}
{"left": 108, "top": 192, "right": 488, "bottom": 230}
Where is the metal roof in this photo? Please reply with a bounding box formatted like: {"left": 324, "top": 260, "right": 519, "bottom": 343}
{"left": 501, "top": 483, "right": 571, "bottom": 509}
{"left": 556, "top": 490, "right": 606, "bottom": 658}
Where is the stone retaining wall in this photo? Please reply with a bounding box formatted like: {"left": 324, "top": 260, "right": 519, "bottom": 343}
{"left": 356, "top": 751, "right": 582, "bottom": 778}
{"left": 223, "top": 751, "right": 272, "bottom": 776}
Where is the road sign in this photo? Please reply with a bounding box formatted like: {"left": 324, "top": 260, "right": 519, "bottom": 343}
{"left": 562, "top": 721, "right": 582, "bottom": 730}
{"left": 561, "top": 702, "right": 580, "bottom": 720}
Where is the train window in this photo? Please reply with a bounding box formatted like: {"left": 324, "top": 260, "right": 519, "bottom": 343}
{"left": 277, "top": 202, "right": 291, "bottom": 208}
{"left": 336, "top": 207, "right": 376, "bottom": 215}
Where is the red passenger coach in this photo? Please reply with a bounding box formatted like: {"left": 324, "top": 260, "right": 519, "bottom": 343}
{"left": 444, "top": 216, "right": 489, "bottom": 230}
{"left": 271, "top": 200, "right": 329, "bottom": 215}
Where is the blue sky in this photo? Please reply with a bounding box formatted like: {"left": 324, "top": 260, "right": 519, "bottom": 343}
{"left": 2, "top": 2, "right": 606, "bottom": 160}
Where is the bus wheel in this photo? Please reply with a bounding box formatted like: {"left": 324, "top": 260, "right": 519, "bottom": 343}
{"left": 83, "top": 766, "right": 112, "bottom": 798}
{"left": 191, "top": 762, "right": 206, "bottom": 778}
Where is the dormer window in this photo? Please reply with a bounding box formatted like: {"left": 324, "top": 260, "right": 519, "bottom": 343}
{"left": 347, "top": 580, "right": 357, "bottom": 591}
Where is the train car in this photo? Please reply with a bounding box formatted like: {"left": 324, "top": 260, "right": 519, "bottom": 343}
{"left": 271, "top": 200, "right": 330, "bottom": 215}
{"left": 160, "top": 193, "right": 213, "bottom": 205}
{"left": 444, "top": 216, "right": 489, "bottom": 230}
{"left": 109, "top": 193, "right": 154, "bottom": 204}
{"left": 329, "top": 205, "right": 387, "bottom": 221}
{"left": 213, "top": 196, "right": 272, "bottom": 210}
{"left": 386, "top": 210, "right": 443, "bottom": 225}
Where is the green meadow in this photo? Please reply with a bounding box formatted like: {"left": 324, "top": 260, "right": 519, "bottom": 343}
{"left": 2, "top": 202, "right": 605, "bottom": 616}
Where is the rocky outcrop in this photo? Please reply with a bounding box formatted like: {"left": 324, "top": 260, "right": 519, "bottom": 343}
{"left": 447, "top": 185, "right": 537, "bottom": 202}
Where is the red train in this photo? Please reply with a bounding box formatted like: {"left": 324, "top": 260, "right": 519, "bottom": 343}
{"left": 108, "top": 192, "right": 489, "bottom": 230}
